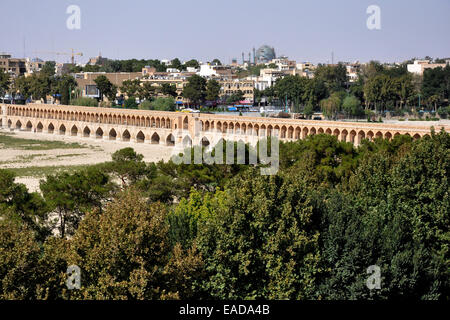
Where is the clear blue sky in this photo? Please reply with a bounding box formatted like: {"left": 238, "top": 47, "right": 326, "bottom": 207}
{"left": 1, "top": 0, "right": 449, "bottom": 64}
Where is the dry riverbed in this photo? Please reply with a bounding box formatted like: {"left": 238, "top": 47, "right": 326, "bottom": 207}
{"left": 0, "top": 128, "right": 175, "bottom": 192}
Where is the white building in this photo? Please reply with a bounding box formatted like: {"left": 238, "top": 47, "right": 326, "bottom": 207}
{"left": 198, "top": 63, "right": 218, "bottom": 77}
{"left": 407, "top": 60, "right": 448, "bottom": 75}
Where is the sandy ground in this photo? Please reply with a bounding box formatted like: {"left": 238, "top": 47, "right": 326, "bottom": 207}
{"left": 0, "top": 128, "right": 176, "bottom": 192}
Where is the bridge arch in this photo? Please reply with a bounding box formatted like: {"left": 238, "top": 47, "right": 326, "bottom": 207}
{"left": 151, "top": 132, "right": 160, "bottom": 144}
{"left": 136, "top": 131, "right": 145, "bottom": 143}
{"left": 302, "top": 127, "right": 308, "bottom": 139}
{"left": 288, "top": 126, "right": 294, "bottom": 139}
{"left": 333, "top": 128, "right": 340, "bottom": 138}
{"left": 36, "top": 122, "right": 43, "bottom": 133}
{"left": 109, "top": 129, "right": 117, "bottom": 140}
{"left": 349, "top": 130, "right": 356, "bottom": 144}
{"left": 357, "top": 130, "right": 365, "bottom": 144}
{"left": 83, "top": 126, "right": 91, "bottom": 137}
{"left": 166, "top": 134, "right": 175, "bottom": 146}
{"left": 59, "top": 124, "right": 66, "bottom": 135}
{"left": 71, "top": 125, "right": 78, "bottom": 136}
{"left": 122, "top": 130, "right": 131, "bottom": 142}
{"left": 95, "top": 127, "right": 104, "bottom": 139}
{"left": 384, "top": 132, "right": 392, "bottom": 140}
{"left": 16, "top": 120, "right": 22, "bottom": 130}
{"left": 201, "top": 137, "right": 210, "bottom": 147}
{"left": 48, "top": 123, "right": 54, "bottom": 134}
{"left": 26, "top": 121, "right": 32, "bottom": 131}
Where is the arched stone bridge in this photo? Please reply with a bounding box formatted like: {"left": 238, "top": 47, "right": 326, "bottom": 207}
{"left": 1, "top": 103, "right": 449, "bottom": 149}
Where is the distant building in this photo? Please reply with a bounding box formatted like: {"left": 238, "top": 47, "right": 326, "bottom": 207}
{"left": 141, "top": 75, "right": 189, "bottom": 104}
{"left": 166, "top": 68, "right": 181, "bottom": 73}
{"left": 296, "top": 62, "right": 316, "bottom": 78}
{"left": 88, "top": 54, "right": 108, "bottom": 66}
{"left": 55, "top": 63, "right": 73, "bottom": 76}
{"left": 268, "top": 57, "right": 297, "bottom": 71}
{"left": 0, "top": 53, "right": 26, "bottom": 77}
{"left": 74, "top": 72, "right": 143, "bottom": 99}
{"left": 255, "top": 45, "right": 276, "bottom": 64}
{"left": 142, "top": 66, "right": 156, "bottom": 76}
{"left": 198, "top": 63, "right": 233, "bottom": 79}
{"left": 220, "top": 79, "right": 255, "bottom": 102}
{"left": 161, "top": 59, "right": 172, "bottom": 66}
{"left": 345, "top": 63, "right": 361, "bottom": 82}
{"left": 25, "top": 58, "right": 45, "bottom": 74}
{"left": 407, "top": 60, "right": 448, "bottom": 75}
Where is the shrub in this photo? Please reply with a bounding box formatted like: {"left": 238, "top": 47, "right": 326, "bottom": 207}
{"left": 124, "top": 98, "right": 138, "bottom": 109}
{"left": 138, "top": 100, "right": 153, "bottom": 110}
{"left": 70, "top": 97, "right": 98, "bottom": 107}
{"left": 150, "top": 97, "right": 176, "bottom": 111}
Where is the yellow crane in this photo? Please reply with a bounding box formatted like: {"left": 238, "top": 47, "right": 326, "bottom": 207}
{"left": 33, "top": 49, "right": 83, "bottom": 64}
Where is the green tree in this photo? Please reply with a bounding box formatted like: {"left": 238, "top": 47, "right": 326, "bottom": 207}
{"left": 160, "top": 83, "right": 177, "bottom": 98}
{"left": 106, "top": 148, "right": 149, "bottom": 187}
{"left": 52, "top": 74, "right": 78, "bottom": 105}
{"left": 0, "top": 169, "right": 48, "bottom": 240}
{"left": 196, "top": 170, "right": 321, "bottom": 299}
{"left": 226, "top": 90, "right": 244, "bottom": 104}
{"left": 182, "top": 75, "right": 206, "bottom": 106}
{"left": 67, "top": 188, "right": 204, "bottom": 299}
{"left": 314, "top": 63, "right": 348, "bottom": 92}
{"left": 0, "top": 69, "right": 10, "bottom": 98}
{"left": 120, "top": 79, "right": 141, "bottom": 98}
{"left": 40, "top": 167, "right": 114, "bottom": 238}
{"left": 342, "top": 94, "right": 362, "bottom": 117}
{"left": 422, "top": 65, "right": 450, "bottom": 109}
{"left": 137, "top": 82, "right": 156, "bottom": 101}
{"left": 0, "top": 218, "right": 40, "bottom": 299}
{"left": 184, "top": 59, "right": 200, "bottom": 69}
{"left": 41, "top": 61, "right": 56, "bottom": 76}
{"left": 169, "top": 58, "right": 183, "bottom": 70}
{"left": 205, "top": 79, "right": 220, "bottom": 101}
{"left": 94, "top": 75, "right": 116, "bottom": 102}
{"left": 70, "top": 97, "right": 98, "bottom": 107}
{"left": 318, "top": 130, "right": 450, "bottom": 299}
{"left": 320, "top": 91, "right": 343, "bottom": 119}
{"left": 149, "top": 97, "right": 176, "bottom": 111}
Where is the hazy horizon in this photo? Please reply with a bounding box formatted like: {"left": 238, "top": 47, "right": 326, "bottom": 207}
{"left": 1, "top": 0, "right": 449, "bottom": 65}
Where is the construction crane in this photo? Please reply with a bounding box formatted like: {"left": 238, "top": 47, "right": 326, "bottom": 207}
{"left": 33, "top": 48, "right": 83, "bottom": 64}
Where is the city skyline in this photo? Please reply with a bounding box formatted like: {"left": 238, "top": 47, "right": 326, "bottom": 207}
{"left": 1, "top": 0, "right": 449, "bottom": 65}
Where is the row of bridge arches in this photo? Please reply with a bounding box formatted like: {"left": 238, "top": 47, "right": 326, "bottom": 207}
{"left": 6, "top": 119, "right": 427, "bottom": 144}
{"left": 199, "top": 120, "right": 426, "bottom": 142}
{"left": 8, "top": 120, "right": 176, "bottom": 145}
{"left": 7, "top": 106, "right": 174, "bottom": 129}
